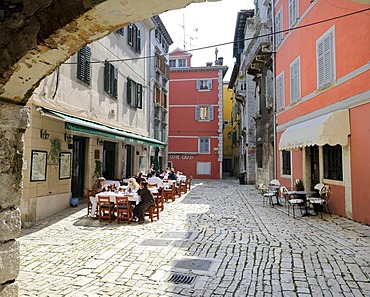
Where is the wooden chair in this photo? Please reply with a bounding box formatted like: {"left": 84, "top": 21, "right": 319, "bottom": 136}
{"left": 115, "top": 195, "right": 132, "bottom": 224}
{"left": 97, "top": 195, "right": 114, "bottom": 223}
{"left": 145, "top": 201, "right": 160, "bottom": 222}
{"left": 187, "top": 176, "right": 193, "bottom": 191}
{"left": 87, "top": 189, "right": 93, "bottom": 216}
{"left": 162, "top": 186, "right": 174, "bottom": 202}
{"left": 180, "top": 180, "right": 188, "bottom": 194}
{"left": 172, "top": 183, "right": 181, "bottom": 199}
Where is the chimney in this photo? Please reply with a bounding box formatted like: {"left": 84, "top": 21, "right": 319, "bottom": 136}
{"left": 206, "top": 62, "right": 213, "bottom": 67}
{"left": 217, "top": 57, "right": 224, "bottom": 65}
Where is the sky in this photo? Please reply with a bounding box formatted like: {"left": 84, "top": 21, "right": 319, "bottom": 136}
{"left": 160, "top": 0, "right": 255, "bottom": 81}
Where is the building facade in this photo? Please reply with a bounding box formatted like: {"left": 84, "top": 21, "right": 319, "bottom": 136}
{"left": 222, "top": 82, "right": 233, "bottom": 176}
{"left": 168, "top": 48, "right": 228, "bottom": 179}
{"left": 275, "top": 0, "right": 370, "bottom": 224}
{"left": 22, "top": 17, "right": 171, "bottom": 224}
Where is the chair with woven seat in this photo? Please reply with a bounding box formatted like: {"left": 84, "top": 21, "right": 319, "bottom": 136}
{"left": 258, "top": 184, "right": 275, "bottom": 207}
{"left": 115, "top": 195, "right": 132, "bottom": 224}
{"left": 279, "top": 186, "right": 294, "bottom": 207}
{"left": 309, "top": 184, "right": 332, "bottom": 218}
{"left": 180, "top": 180, "right": 188, "bottom": 194}
{"left": 97, "top": 195, "right": 114, "bottom": 223}
{"left": 287, "top": 191, "right": 304, "bottom": 218}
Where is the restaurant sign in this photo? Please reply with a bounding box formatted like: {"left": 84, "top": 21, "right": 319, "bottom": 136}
{"left": 169, "top": 155, "right": 194, "bottom": 160}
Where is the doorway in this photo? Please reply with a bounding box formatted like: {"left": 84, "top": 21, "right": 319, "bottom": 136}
{"left": 309, "top": 145, "right": 320, "bottom": 190}
{"left": 71, "top": 137, "right": 86, "bottom": 198}
{"left": 103, "top": 141, "right": 116, "bottom": 180}
{"left": 125, "top": 144, "right": 134, "bottom": 177}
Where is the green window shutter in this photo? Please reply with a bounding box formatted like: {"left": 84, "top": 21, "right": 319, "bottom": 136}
{"left": 77, "top": 48, "right": 84, "bottom": 81}
{"left": 113, "top": 67, "right": 118, "bottom": 98}
{"left": 128, "top": 24, "right": 133, "bottom": 46}
{"left": 127, "top": 77, "right": 132, "bottom": 105}
{"left": 85, "top": 46, "right": 91, "bottom": 84}
{"left": 104, "top": 60, "right": 109, "bottom": 92}
{"left": 136, "top": 29, "right": 141, "bottom": 53}
{"left": 137, "top": 83, "right": 143, "bottom": 109}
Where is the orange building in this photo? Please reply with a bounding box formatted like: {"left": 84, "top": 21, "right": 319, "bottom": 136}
{"left": 168, "top": 48, "right": 228, "bottom": 179}
{"left": 275, "top": 0, "right": 370, "bottom": 224}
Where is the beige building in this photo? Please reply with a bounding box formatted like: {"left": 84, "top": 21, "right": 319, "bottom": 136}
{"left": 22, "top": 17, "right": 172, "bottom": 224}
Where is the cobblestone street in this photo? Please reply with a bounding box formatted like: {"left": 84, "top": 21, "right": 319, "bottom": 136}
{"left": 18, "top": 179, "right": 370, "bottom": 296}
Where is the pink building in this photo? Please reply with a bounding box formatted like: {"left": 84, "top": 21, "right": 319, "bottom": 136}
{"left": 168, "top": 48, "right": 228, "bottom": 179}
{"left": 275, "top": 0, "right": 370, "bottom": 224}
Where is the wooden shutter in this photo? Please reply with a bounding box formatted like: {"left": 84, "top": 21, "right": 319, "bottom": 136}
{"left": 137, "top": 83, "right": 143, "bottom": 109}
{"left": 128, "top": 24, "right": 133, "bottom": 46}
{"left": 84, "top": 47, "right": 91, "bottom": 84}
{"left": 209, "top": 105, "right": 214, "bottom": 120}
{"left": 113, "top": 67, "right": 118, "bottom": 98}
{"left": 136, "top": 29, "right": 141, "bottom": 53}
{"left": 195, "top": 106, "right": 200, "bottom": 120}
{"left": 127, "top": 77, "right": 132, "bottom": 105}
{"left": 104, "top": 60, "right": 109, "bottom": 92}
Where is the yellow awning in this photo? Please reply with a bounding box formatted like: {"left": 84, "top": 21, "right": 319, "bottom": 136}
{"left": 279, "top": 110, "right": 350, "bottom": 150}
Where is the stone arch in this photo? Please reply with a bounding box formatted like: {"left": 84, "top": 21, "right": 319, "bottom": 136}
{"left": 0, "top": 0, "right": 217, "bottom": 295}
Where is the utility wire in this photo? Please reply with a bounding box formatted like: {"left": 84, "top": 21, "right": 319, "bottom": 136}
{"left": 63, "top": 7, "right": 370, "bottom": 65}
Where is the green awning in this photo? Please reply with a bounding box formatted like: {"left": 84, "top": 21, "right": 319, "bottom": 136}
{"left": 44, "top": 108, "right": 164, "bottom": 148}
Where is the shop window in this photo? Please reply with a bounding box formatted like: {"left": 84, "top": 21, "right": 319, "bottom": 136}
{"left": 324, "top": 144, "right": 343, "bottom": 181}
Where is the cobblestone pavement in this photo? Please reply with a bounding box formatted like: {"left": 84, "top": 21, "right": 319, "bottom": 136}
{"left": 17, "top": 179, "right": 370, "bottom": 296}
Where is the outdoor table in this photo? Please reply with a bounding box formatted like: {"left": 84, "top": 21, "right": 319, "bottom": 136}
{"left": 290, "top": 190, "right": 316, "bottom": 216}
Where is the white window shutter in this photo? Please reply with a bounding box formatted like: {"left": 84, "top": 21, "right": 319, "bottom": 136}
{"left": 317, "top": 41, "right": 325, "bottom": 88}
{"left": 209, "top": 105, "right": 214, "bottom": 120}
{"left": 196, "top": 80, "right": 200, "bottom": 90}
{"left": 195, "top": 106, "right": 200, "bottom": 120}
{"left": 208, "top": 79, "right": 212, "bottom": 90}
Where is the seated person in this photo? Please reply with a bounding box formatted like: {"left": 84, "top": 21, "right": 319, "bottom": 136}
{"left": 133, "top": 181, "right": 155, "bottom": 224}
{"left": 168, "top": 170, "right": 178, "bottom": 181}
{"left": 89, "top": 177, "right": 106, "bottom": 218}
{"left": 126, "top": 177, "right": 140, "bottom": 194}
{"left": 147, "top": 171, "right": 164, "bottom": 192}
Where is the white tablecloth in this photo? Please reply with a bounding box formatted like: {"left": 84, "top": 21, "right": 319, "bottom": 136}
{"left": 90, "top": 191, "right": 141, "bottom": 218}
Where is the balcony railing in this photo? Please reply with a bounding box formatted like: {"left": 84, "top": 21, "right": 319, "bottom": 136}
{"left": 244, "top": 22, "right": 273, "bottom": 69}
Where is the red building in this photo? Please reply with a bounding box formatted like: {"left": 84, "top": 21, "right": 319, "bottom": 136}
{"left": 168, "top": 48, "right": 228, "bottom": 179}
{"left": 275, "top": 0, "right": 370, "bottom": 224}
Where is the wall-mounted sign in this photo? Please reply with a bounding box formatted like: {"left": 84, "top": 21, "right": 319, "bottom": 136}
{"left": 169, "top": 155, "right": 194, "bottom": 160}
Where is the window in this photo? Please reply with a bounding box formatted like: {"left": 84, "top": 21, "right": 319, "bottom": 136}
{"left": 197, "top": 79, "right": 212, "bottom": 90}
{"left": 116, "top": 27, "right": 124, "bottom": 36}
{"left": 290, "top": 58, "right": 300, "bottom": 103}
{"left": 323, "top": 144, "right": 343, "bottom": 181}
{"left": 169, "top": 59, "right": 176, "bottom": 68}
{"left": 276, "top": 72, "right": 285, "bottom": 110}
{"left": 154, "top": 122, "right": 160, "bottom": 140}
{"left": 178, "top": 59, "right": 186, "bottom": 67}
{"left": 127, "top": 77, "right": 143, "bottom": 109}
{"left": 161, "top": 123, "right": 167, "bottom": 142}
{"left": 282, "top": 150, "right": 291, "bottom": 175}
{"left": 127, "top": 24, "right": 141, "bottom": 53}
{"left": 257, "top": 144, "right": 263, "bottom": 168}
{"left": 104, "top": 61, "right": 118, "bottom": 98}
{"left": 197, "top": 162, "right": 211, "bottom": 175}
{"left": 275, "top": 8, "right": 283, "bottom": 46}
{"left": 289, "top": 0, "right": 298, "bottom": 27}
{"left": 195, "top": 105, "right": 214, "bottom": 121}
{"left": 317, "top": 28, "right": 335, "bottom": 89}
{"left": 77, "top": 46, "right": 91, "bottom": 84}
{"left": 199, "top": 137, "right": 210, "bottom": 154}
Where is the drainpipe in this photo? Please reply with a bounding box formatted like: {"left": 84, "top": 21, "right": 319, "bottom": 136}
{"left": 271, "top": 0, "right": 277, "bottom": 179}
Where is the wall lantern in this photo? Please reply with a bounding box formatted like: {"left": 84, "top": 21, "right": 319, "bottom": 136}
{"left": 64, "top": 133, "right": 73, "bottom": 143}
{"left": 40, "top": 129, "right": 50, "bottom": 139}
{"left": 97, "top": 138, "right": 104, "bottom": 146}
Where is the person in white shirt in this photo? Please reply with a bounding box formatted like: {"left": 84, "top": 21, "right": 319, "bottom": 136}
{"left": 147, "top": 171, "right": 164, "bottom": 191}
